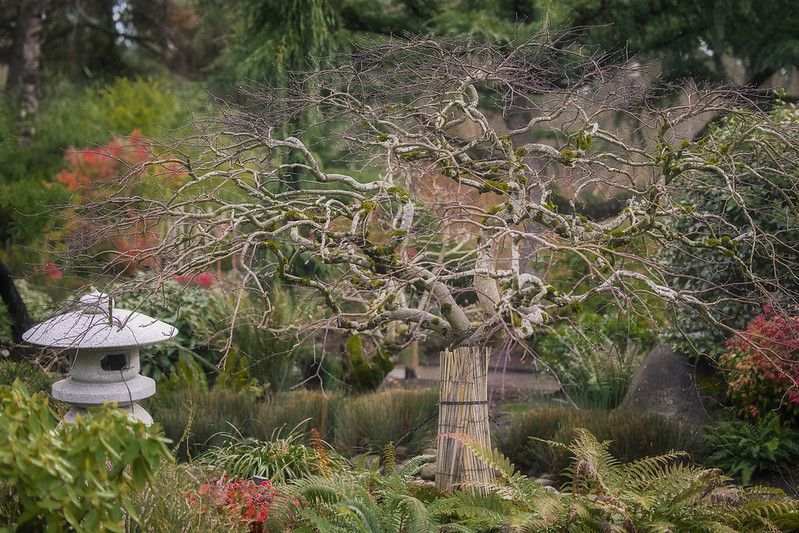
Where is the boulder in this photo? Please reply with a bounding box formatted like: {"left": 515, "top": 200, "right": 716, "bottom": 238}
{"left": 419, "top": 463, "right": 437, "bottom": 481}
{"left": 621, "top": 344, "right": 716, "bottom": 425}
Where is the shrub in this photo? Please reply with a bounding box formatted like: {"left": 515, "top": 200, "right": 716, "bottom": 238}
{"left": 720, "top": 308, "right": 799, "bottom": 424}
{"left": 189, "top": 476, "right": 276, "bottom": 532}
{"left": 128, "top": 462, "right": 246, "bottom": 532}
{"left": 2, "top": 77, "right": 190, "bottom": 183}
{"left": 533, "top": 309, "right": 653, "bottom": 409}
{"left": 704, "top": 415, "right": 799, "bottom": 484}
{"left": 334, "top": 388, "right": 439, "bottom": 456}
{"left": 0, "top": 360, "right": 53, "bottom": 394}
{"left": 114, "top": 274, "right": 229, "bottom": 378}
{"left": 497, "top": 407, "right": 703, "bottom": 477}
{"left": 0, "top": 280, "right": 53, "bottom": 342}
{"left": 199, "top": 426, "right": 345, "bottom": 482}
{"left": 0, "top": 382, "right": 170, "bottom": 531}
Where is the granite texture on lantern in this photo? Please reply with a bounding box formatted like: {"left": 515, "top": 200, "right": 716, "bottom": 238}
{"left": 22, "top": 292, "right": 178, "bottom": 426}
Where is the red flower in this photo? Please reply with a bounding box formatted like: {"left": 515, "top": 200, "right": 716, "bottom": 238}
{"left": 173, "top": 272, "right": 215, "bottom": 288}
{"left": 43, "top": 263, "right": 62, "bottom": 281}
{"left": 196, "top": 272, "right": 215, "bottom": 288}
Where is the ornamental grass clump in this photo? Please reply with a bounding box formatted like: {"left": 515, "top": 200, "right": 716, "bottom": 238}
{"left": 150, "top": 387, "right": 258, "bottom": 459}
{"left": 334, "top": 388, "right": 438, "bottom": 456}
{"left": 498, "top": 407, "right": 703, "bottom": 477}
{"left": 198, "top": 425, "right": 345, "bottom": 483}
{"left": 253, "top": 390, "right": 336, "bottom": 442}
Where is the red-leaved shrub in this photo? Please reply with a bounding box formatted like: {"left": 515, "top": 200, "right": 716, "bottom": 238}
{"left": 720, "top": 307, "right": 799, "bottom": 424}
{"left": 188, "top": 476, "right": 276, "bottom": 532}
{"left": 53, "top": 130, "right": 187, "bottom": 275}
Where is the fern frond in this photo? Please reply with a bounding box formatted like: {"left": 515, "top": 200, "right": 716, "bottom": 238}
{"left": 448, "top": 433, "right": 545, "bottom": 501}
{"left": 383, "top": 441, "right": 396, "bottom": 476}
{"left": 391, "top": 494, "right": 436, "bottom": 533}
{"left": 622, "top": 450, "right": 689, "bottom": 483}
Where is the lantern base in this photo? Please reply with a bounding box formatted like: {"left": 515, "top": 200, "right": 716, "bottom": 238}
{"left": 61, "top": 402, "right": 154, "bottom": 426}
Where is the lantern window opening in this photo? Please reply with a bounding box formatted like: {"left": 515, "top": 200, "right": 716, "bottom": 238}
{"left": 100, "top": 353, "right": 129, "bottom": 372}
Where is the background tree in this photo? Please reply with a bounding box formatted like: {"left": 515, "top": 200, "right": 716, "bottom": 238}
{"left": 661, "top": 103, "right": 799, "bottom": 358}
{"left": 4, "top": 0, "right": 46, "bottom": 141}
{"left": 73, "top": 34, "right": 799, "bottom": 490}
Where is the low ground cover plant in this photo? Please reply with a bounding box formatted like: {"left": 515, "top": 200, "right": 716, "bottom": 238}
{"left": 704, "top": 415, "right": 799, "bottom": 485}
{"left": 190, "top": 476, "right": 277, "bottom": 532}
{"left": 127, "top": 462, "right": 247, "bottom": 532}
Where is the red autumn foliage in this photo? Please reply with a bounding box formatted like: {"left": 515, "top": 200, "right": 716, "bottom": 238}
{"left": 55, "top": 130, "right": 152, "bottom": 196}
{"left": 720, "top": 306, "right": 799, "bottom": 424}
{"left": 173, "top": 271, "right": 216, "bottom": 288}
{"left": 53, "top": 131, "right": 187, "bottom": 275}
{"left": 187, "top": 476, "right": 276, "bottom": 532}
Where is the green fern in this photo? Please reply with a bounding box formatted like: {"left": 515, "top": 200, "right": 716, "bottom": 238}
{"left": 461, "top": 428, "right": 799, "bottom": 532}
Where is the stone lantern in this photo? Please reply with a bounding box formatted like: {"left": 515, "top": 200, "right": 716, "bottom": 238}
{"left": 22, "top": 291, "right": 177, "bottom": 425}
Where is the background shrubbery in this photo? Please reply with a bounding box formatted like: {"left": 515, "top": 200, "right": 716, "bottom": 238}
{"left": 497, "top": 406, "right": 705, "bottom": 479}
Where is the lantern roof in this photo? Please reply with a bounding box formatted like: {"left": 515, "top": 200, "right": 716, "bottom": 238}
{"left": 22, "top": 291, "right": 178, "bottom": 350}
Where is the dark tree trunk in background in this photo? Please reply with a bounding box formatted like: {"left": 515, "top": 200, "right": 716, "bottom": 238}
{"left": 0, "top": 259, "right": 31, "bottom": 345}
{"left": 6, "top": 0, "right": 46, "bottom": 142}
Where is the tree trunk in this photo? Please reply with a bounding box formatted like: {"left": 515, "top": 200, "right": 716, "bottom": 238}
{"left": 0, "top": 259, "right": 31, "bottom": 345}
{"left": 6, "top": 0, "right": 45, "bottom": 142}
{"left": 404, "top": 338, "right": 419, "bottom": 379}
{"left": 435, "top": 345, "right": 493, "bottom": 494}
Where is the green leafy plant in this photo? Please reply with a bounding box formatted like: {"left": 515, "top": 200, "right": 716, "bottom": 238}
{"left": 0, "top": 382, "right": 170, "bottom": 531}
{"left": 534, "top": 309, "right": 653, "bottom": 409}
{"left": 198, "top": 425, "right": 345, "bottom": 483}
{"left": 215, "top": 348, "right": 264, "bottom": 398}
{"left": 704, "top": 415, "right": 799, "bottom": 485}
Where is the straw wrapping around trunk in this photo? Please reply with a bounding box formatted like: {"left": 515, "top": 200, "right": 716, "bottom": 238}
{"left": 435, "top": 345, "right": 493, "bottom": 494}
